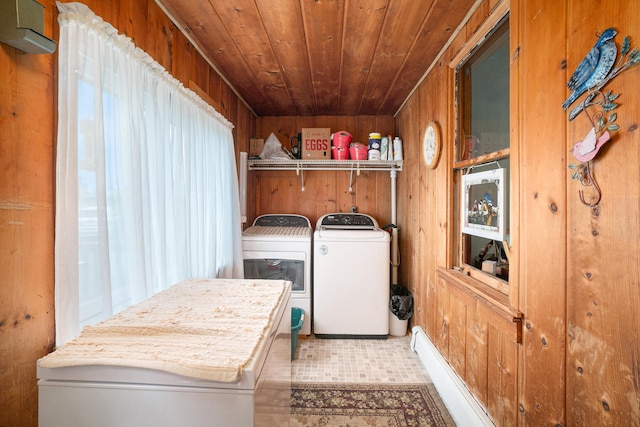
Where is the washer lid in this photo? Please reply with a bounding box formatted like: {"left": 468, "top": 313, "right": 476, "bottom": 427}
{"left": 243, "top": 225, "right": 311, "bottom": 239}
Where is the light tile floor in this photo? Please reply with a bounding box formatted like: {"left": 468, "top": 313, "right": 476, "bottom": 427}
{"left": 291, "top": 333, "right": 432, "bottom": 384}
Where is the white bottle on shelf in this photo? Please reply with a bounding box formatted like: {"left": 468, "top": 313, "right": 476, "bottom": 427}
{"left": 393, "top": 136, "right": 403, "bottom": 161}
{"left": 380, "top": 137, "right": 389, "bottom": 160}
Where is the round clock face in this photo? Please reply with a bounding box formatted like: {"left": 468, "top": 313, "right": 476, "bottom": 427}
{"left": 423, "top": 122, "right": 440, "bottom": 169}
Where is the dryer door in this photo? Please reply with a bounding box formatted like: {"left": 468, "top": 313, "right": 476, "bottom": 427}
{"left": 243, "top": 250, "right": 307, "bottom": 293}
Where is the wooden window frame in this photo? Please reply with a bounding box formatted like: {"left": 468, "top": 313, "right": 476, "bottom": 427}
{"left": 449, "top": 4, "right": 511, "bottom": 295}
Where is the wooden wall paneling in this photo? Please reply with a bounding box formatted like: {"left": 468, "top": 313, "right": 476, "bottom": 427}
{"left": 309, "top": 171, "right": 338, "bottom": 224}
{"left": 255, "top": 172, "right": 277, "bottom": 214}
{"left": 82, "top": 1, "right": 118, "bottom": 25}
{"left": 119, "top": 0, "right": 148, "bottom": 47}
{"left": 395, "top": 84, "right": 422, "bottom": 322}
{"left": 375, "top": 172, "right": 392, "bottom": 224}
{"left": 256, "top": 115, "right": 280, "bottom": 141}
{"left": 310, "top": 115, "right": 340, "bottom": 131}
{"left": 208, "top": 68, "right": 222, "bottom": 108}
{"left": 257, "top": 172, "right": 289, "bottom": 215}
{"left": 465, "top": 308, "right": 489, "bottom": 406}
{"left": 334, "top": 116, "right": 359, "bottom": 135}
{"left": 358, "top": 170, "right": 391, "bottom": 224}
{"left": 192, "top": 53, "right": 210, "bottom": 97}
{"left": 441, "top": 268, "right": 521, "bottom": 424}
{"left": 422, "top": 269, "right": 439, "bottom": 339}
{"left": 375, "top": 115, "right": 396, "bottom": 140}
{"left": 564, "top": 2, "right": 640, "bottom": 425}
{"left": 353, "top": 115, "right": 377, "bottom": 144}
{"left": 448, "top": 295, "right": 467, "bottom": 378}
{"left": 278, "top": 116, "right": 300, "bottom": 147}
{"left": 411, "top": 67, "right": 434, "bottom": 329}
{"left": 280, "top": 175, "right": 302, "bottom": 213}
{"left": 229, "top": 92, "right": 239, "bottom": 143}
{"left": 431, "top": 62, "right": 451, "bottom": 269}
{"left": 517, "top": 0, "right": 567, "bottom": 425}
{"left": 242, "top": 108, "right": 258, "bottom": 224}
{"left": 232, "top": 99, "right": 243, "bottom": 151}
{"left": 487, "top": 324, "right": 518, "bottom": 426}
{"left": 334, "top": 170, "right": 357, "bottom": 213}
{"left": 172, "top": 32, "right": 194, "bottom": 87}
{"left": 220, "top": 81, "right": 231, "bottom": 119}
{"left": 434, "top": 275, "right": 450, "bottom": 358}
{"left": 146, "top": 0, "right": 174, "bottom": 72}
{"left": 0, "top": 41, "right": 56, "bottom": 427}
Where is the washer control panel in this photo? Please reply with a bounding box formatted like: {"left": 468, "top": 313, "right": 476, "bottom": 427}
{"left": 253, "top": 214, "right": 311, "bottom": 227}
{"left": 318, "top": 213, "right": 377, "bottom": 229}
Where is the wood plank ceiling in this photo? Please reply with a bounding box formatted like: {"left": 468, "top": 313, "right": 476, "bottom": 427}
{"left": 156, "top": 0, "right": 476, "bottom": 116}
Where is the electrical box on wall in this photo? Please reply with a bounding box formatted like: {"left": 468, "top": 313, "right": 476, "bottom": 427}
{"left": 0, "top": 0, "right": 56, "bottom": 54}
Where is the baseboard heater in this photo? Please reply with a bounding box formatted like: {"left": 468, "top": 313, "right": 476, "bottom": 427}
{"left": 410, "top": 326, "right": 495, "bottom": 426}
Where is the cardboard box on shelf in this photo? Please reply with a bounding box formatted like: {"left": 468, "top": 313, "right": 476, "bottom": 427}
{"left": 249, "top": 138, "right": 264, "bottom": 157}
{"left": 301, "top": 128, "right": 330, "bottom": 160}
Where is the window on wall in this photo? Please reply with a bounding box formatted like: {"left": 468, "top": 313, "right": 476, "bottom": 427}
{"left": 454, "top": 16, "right": 510, "bottom": 294}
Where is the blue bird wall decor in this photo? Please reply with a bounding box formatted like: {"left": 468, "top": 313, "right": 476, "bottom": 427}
{"left": 564, "top": 27, "right": 640, "bottom": 209}
{"left": 562, "top": 28, "right": 617, "bottom": 110}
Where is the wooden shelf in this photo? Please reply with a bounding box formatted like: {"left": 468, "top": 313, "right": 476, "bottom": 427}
{"left": 248, "top": 159, "right": 403, "bottom": 172}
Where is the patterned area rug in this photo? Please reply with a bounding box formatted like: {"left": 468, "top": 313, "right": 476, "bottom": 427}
{"left": 291, "top": 382, "right": 457, "bottom": 427}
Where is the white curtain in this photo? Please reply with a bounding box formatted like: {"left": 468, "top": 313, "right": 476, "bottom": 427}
{"left": 55, "top": 2, "right": 244, "bottom": 346}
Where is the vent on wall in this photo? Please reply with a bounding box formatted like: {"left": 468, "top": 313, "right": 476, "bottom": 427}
{"left": 0, "top": 0, "right": 56, "bottom": 54}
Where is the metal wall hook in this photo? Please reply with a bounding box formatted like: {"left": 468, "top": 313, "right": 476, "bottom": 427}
{"left": 578, "top": 161, "right": 601, "bottom": 207}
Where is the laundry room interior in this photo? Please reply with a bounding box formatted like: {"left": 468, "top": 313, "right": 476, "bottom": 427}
{"left": 2, "top": 0, "right": 640, "bottom": 426}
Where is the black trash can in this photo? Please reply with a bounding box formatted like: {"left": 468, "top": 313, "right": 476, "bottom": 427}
{"left": 389, "top": 284, "right": 413, "bottom": 336}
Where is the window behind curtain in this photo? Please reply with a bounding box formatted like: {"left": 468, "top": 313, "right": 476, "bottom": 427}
{"left": 55, "top": 2, "right": 244, "bottom": 346}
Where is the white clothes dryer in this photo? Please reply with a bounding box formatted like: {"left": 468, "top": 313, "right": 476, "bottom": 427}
{"left": 242, "top": 214, "right": 312, "bottom": 335}
{"left": 313, "top": 213, "right": 390, "bottom": 338}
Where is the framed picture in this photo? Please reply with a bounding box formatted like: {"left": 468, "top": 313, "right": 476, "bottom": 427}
{"left": 461, "top": 168, "right": 505, "bottom": 241}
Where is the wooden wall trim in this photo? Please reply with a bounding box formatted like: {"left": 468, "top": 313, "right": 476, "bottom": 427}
{"left": 448, "top": 0, "right": 510, "bottom": 68}
{"left": 188, "top": 80, "right": 221, "bottom": 111}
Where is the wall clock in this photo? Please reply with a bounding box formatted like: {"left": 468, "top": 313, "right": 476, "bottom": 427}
{"left": 423, "top": 121, "right": 441, "bottom": 169}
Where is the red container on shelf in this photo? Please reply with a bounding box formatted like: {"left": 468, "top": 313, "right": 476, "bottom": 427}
{"left": 349, "top": 143, "right": 368, "bottom": 160}
{"left": 332, "top": 146, "right": 350, "bottom": 160}
{"left": 332, "top": 131, "right": 352, "bottom": 148}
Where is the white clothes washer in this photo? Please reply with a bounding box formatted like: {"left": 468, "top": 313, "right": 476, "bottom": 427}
{"left": 242, "top": 214, "right": 312, "bottom": 335}
{"left": 313, "top": 213, "right": 390, "bottom": 338}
